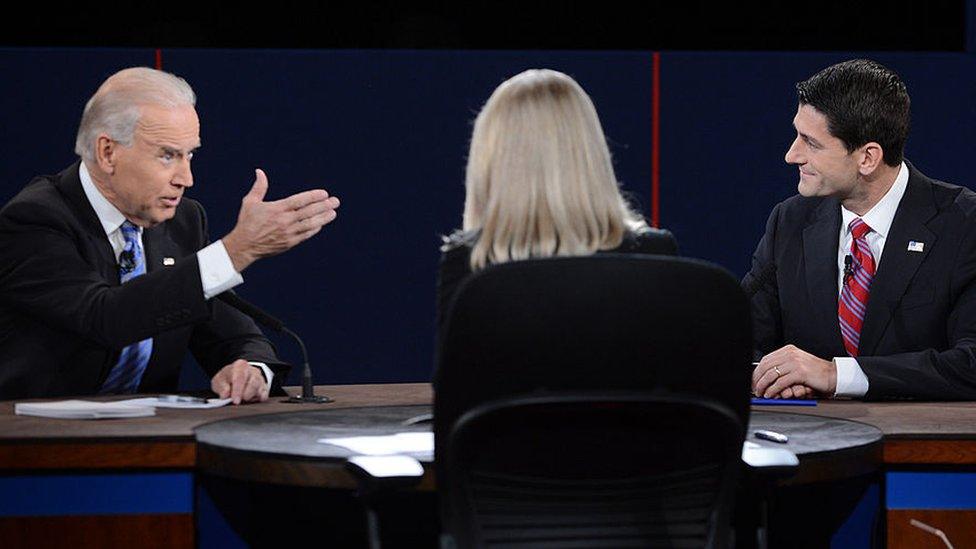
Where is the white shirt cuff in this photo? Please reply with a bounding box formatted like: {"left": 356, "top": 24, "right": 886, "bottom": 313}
{"left": 197, "top": 240, "right": 244, "bottom": 299}
{"left": 833, "top": 357, "right": 869, "bottom": 397}
{"left": 248, "top": 361, "right": 274, "bottom": 388}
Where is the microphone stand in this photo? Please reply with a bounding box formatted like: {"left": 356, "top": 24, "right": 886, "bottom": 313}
{"left": 279, "top": 325, "right": 332, "bottom": 404}
{"left": 218, "top": 292, "right": 331, "bottom": 404}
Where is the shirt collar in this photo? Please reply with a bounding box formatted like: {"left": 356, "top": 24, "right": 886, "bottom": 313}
{"left": 79, "top": 161, "right": 131, "bottom": 237}
{"left": 841, "top": 161, "right": 908, "bottom": 239}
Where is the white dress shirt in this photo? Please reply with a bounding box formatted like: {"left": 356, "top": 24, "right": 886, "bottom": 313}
{"left": 833, "top": 162, "right": 909, "bottom": 397}
{"left": 78, "top": 162, "right": 273, "bottom": 386}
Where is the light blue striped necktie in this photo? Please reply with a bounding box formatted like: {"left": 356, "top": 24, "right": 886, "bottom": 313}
{"left": 99, "top": 221, "right": 154, "bottom": 394}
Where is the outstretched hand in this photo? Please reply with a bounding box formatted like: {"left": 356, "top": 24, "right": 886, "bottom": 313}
{"left": 222, "top": 169, "right": 340, "bottom": 272}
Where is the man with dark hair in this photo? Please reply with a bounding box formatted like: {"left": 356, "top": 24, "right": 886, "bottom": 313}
{"left": 746, "top": 59, "right": 976, "bottom": 400}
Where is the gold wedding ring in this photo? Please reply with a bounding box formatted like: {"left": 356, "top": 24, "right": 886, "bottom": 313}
{"left": 773, "top": 366, "right": 783, "bottom": 377}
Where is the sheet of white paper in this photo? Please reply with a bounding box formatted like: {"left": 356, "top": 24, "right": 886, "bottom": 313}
{"left": 348, "top": 455, "right": 425, "bottom": 477}
{"left": 741, "top": 441, "right": 799, "bottom": 467}
{"left": 318, "top": 432, "right": 434, "bottom": 456}
{"left": 118, "top": 397, "right": 233, "bottom": 409}
{"left": 15, "top": 395, "right": 232, "bottom": 419}
{"left": 14, "top": 400, "right": 155, "bottom": 419}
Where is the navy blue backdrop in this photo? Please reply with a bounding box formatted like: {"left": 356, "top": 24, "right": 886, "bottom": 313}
{"left": 1, "top": 48, "right": 972, "bottom": 389}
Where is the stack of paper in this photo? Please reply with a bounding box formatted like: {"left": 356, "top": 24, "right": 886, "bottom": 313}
{"left": 15, "top": 400, "right": 156, "bottom": 419}
{"left": 14, "top": 396, "right": 233, "bottom": 419}
{"left": 120, "top": 397, "right": 232, "bottom": 410}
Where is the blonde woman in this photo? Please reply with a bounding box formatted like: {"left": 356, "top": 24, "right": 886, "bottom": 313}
{"left": 437, "top": 69, "right": 677, "bottom": 330}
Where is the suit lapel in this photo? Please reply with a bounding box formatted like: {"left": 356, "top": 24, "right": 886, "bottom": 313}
{"left": 143, "top": 219, "right": 185, "bottom": 277}
{"left": 54, "top": 162, "right": 119, "bottom": 284}
{"left": 859, "top": 167, "right": 937, "bottom": 355}
{"left": 802, "top": 198, "right": 845, "bottom": 355}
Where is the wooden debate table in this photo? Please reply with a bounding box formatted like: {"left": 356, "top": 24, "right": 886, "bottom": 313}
{"left": 193, "top": 404, "right": 883, "bottom": 488}
{"left": 3, "top": 385, "right": 972, "bottom": 472}
{"left": 0, "top": 384, "right": 432, "bottom": 471}
{"left": 1, "top": 384, "right": 975, "bottom": 547}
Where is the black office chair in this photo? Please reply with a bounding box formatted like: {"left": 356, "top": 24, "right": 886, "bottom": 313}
{"left": 434, "top": 255, "right": 754, "bottom": 548}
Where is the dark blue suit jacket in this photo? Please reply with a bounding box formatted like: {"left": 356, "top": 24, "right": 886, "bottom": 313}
{"left": 745, "top": 162, "right": 976, "bottom": 400}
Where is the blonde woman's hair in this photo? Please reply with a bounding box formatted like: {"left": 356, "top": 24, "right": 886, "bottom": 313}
{"left": 461, "top": 68, "right": 647, "bottom": 270}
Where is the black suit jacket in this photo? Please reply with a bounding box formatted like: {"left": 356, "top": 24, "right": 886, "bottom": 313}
{"left": 744, "top": 162, "right": 976, "bottom": 400}
{"left": 0, "top": 162, "right": 288, "bottom": 399}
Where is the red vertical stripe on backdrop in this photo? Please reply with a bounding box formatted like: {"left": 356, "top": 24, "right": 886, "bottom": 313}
{"left": 155, "top": 49, "right": 163, "bottom": 70}
{"left": 651, "top": 52, "right": 660, "bottom": 228}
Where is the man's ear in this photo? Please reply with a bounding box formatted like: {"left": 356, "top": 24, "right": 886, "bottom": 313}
{"left": 94, "top": 135, "right": 117, "bottom": 175}
{"left": 857, "top": 142, "right": 884, "bottom": 176}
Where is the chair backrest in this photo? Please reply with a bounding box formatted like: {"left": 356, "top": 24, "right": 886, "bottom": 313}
{"left": 443, "top": 393, "right": 743, "bottom": 548}
{"left": 434, "top": 255, "right": 753, "bottom": 548}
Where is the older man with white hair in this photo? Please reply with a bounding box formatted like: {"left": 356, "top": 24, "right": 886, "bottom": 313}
{"left": 0, "top": 67, "right": 340, "bottom": 402}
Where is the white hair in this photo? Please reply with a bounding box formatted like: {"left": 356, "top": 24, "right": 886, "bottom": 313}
{"left": 462, "top": 68, "right": 647, "bottom": 271}
{"left": 74, "top": 67, "right": 196, "bottom": 162}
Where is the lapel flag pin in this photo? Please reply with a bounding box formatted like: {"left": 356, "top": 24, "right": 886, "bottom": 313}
{"left": 162, "top": 257, "right": 175, "bottom": 266}
{"left": 907, "top": 241, "right": 924, "bottom": 252}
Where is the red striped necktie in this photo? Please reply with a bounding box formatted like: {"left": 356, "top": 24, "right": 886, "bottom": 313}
{"left": 838, "top": 218, "right": 876, "bottom": 357}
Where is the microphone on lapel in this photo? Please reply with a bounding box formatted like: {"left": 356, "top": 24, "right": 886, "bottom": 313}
{"left": 843, "top": 255, "right": 858, "bottom": 283}
{"left": 119, "top": 248, "right": 136, "bottom": 274}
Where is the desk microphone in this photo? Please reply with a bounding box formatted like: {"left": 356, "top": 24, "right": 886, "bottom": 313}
{"left": 217, "top": 291, "right": 331, "bottom": 404}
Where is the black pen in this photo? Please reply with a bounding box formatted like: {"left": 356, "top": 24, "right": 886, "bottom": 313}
{"left": 159, "top": 394, "right": 208, "bottom": 404}
{"left": 402, "top": 413, "right": 433, "bottom": 426}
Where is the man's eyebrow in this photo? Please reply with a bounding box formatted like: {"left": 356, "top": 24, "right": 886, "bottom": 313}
{"left": 793, "top": 125, "right": 821, "bottom": 147}
{"left": 157, "top": 144, "right": 201, "bottom": 155}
